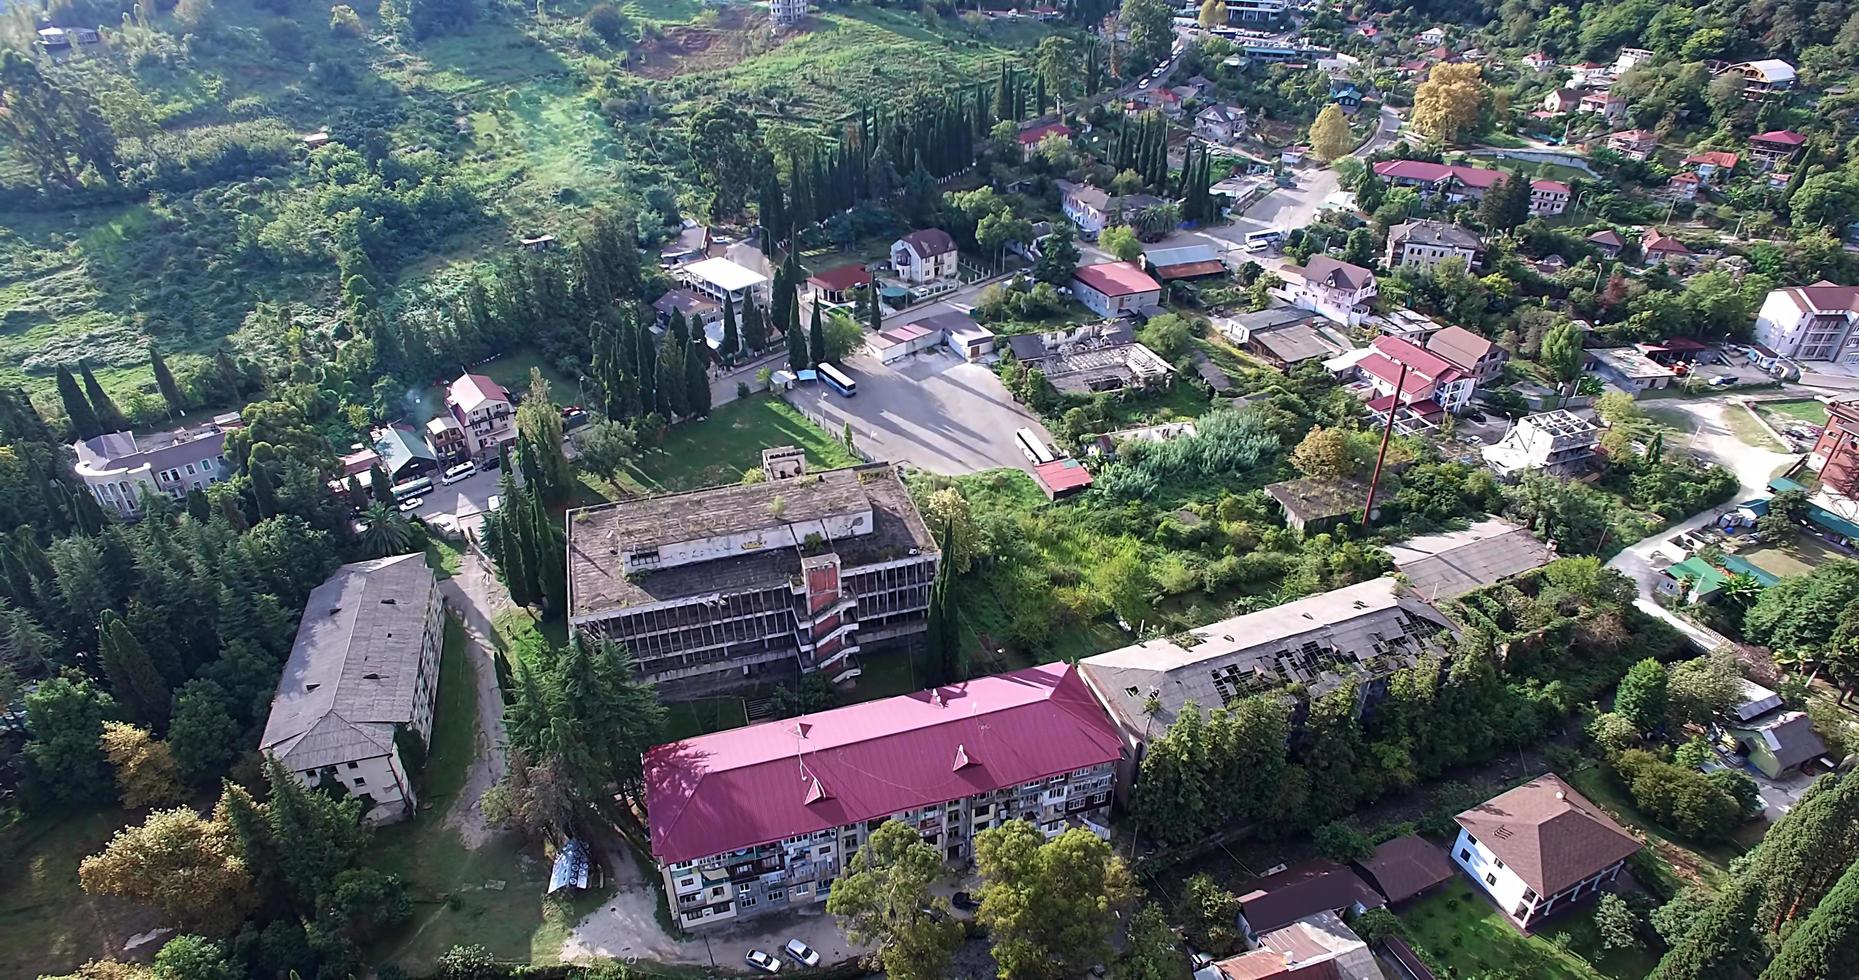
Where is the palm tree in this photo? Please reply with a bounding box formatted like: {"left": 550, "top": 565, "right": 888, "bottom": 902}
{"left": 1720, "top": 571, "right": 1763, "bottom": 610}
{"left": 360, "top": 502, "right": 414, "bottom": 557}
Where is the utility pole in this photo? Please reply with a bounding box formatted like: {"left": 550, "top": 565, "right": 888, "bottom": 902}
{"left": 1362, "top": 361, "right": 1408, "bottom": 530}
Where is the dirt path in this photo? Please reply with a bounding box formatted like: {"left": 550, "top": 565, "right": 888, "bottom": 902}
{"left": 440, "top": 552, "right": 516, "bottom": 848}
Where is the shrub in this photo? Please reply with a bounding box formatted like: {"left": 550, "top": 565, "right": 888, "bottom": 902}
{"left": 330, "top": 4, "right": 365, "bottom": 36}
{"left": 1313, "top": 821, "right": 1374, "bottom": 863}
{"left": 584, "top": 3, "right": 632, "bottom": 44}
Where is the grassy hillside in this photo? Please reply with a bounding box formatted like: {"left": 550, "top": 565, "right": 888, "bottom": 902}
{"left": 0, "top": 0, "right": 1045, "bottom": 415}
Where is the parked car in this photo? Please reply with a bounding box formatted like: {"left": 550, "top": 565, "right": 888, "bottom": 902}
{"left": 397, "top": 497, "right": 424, "bottom": 513}
{"left": 952, "top": 891, "right": 979, "bottom": 911}
{"left": 1709, "top": 374, "right": 1736, "bottom": 387}
{"left": 784, "top": 939, "right": 820, "bottom": 967}
{"left": 441, "top": 461, "right": 478, "bottom": 485}
{"left": 745, "top": 950, "right": 781, "bottom": 974}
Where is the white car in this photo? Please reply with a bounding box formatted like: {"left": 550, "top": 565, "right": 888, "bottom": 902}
{"left": 745, "top": 950, "right": 781, "bottom": 974}
{"left": 441, "top": 461, "right": 478, "bottom": 485}
{"left": 784, "top": 939, "right": 821, "bottom": 967}
{"left": 397, "top": 497, "right": 424, "bottom": 513}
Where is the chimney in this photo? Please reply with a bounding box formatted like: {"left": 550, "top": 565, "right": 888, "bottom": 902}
{"left": 1555, "top": 790, "right": 1566, "bottom": 800}
{"left": 931, "top": 690, "right": 944, "bottom": 707}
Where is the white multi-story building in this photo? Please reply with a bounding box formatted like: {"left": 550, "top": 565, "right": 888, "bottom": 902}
{"left": 260, "top": 555, "right": 445, "bottom": 825}
{"left": 1279, "top": 255, "right": 1378, "bottom": 327}
{"left": 770, "top": 0, "right": 807, "bottom": 29}
{"left": 1482, "top": 410, "right": 1601, "bottom": 479}
{"left": 1451, "top": 774, "right": 1641, "bottom": 929}
{"left": 678, "top": 256, "right": 771, "bottom": 308}
{"left": 1384, "top": 220, "right": 1483, "bottom": 272}
{"left": 889, "top": 229, "right": 960, "bottom": 285}
{"left": 1227, "top": 0, "right": 1287, "bottom": 22}
{"left": 445, "top": 373, "right": 515, "bottom": 462}
{"left": 1752, "top": 283, "right": 1859, "bottom": 363}
{"left": 72, "top": 416, "right": 239, "bottom": 518}
{"left": 645, "top": 663, "right": 1121, "bottom": 929}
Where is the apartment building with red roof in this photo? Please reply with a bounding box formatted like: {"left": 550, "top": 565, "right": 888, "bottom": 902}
{"left": 1354, "top": 335, "right": 1475, "bottom": 419}
{"left": 1370, "top": 160, "right": 1566, "bottom": 215}
{"left": 1754, "top": 282, "right": 1859, "bottom": 363}
{"left": 644, "top": 662, "right": 1122, "bottom": 928}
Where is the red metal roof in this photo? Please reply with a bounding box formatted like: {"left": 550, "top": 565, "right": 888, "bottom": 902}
{"left": 1372, "top": 160, "right": 1506, "bottom": 189}
{"left": 1073, "top": 261, "right": 1161, "bottom": 298}
{"left": 1752, "top": 129, "right": 1806, "bottom": 146}
{"left": 1365, "top": 393, "right": 1443, "bottom": 416}
{"left": 806, "top": 263, "right": 872, "bottom": 292}
{"left": 1034, "top": 458, "right": 1095, "bottom": 493}
{"left": 1684, "top": 151, "right": 1739, "bottom": 169}
{"left": 1017, "top": 122, "right": 1072, "bottom": 144}
{"left": 1369, "top": 335, "right": 1460, "bottom": 382}
{"left": 1154, "top": 259, "right": 1228, "bottom": 280}
{"left": 1530, "top": 178, "right": 1571, "bottom": 195}
{"left": 643, "top": 663, "right": 1121, "bottom": 864}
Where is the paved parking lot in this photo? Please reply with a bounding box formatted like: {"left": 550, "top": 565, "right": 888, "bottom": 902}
{"left": 407, "top": 466, "right": 503, "bottom": 536}
{"left": 786, "top": 348, "right": 1058, "bottom": 476}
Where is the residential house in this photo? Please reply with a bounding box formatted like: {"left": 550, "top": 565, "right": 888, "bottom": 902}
{"left": 1383, "top": 519, "right": 1555, "bottom": 601}
{"left": 1193, "top": 103, "right": 1249, "bottom": 144}
{"left": 1425, "top": 324, "right": 1508, "bottom": 383}
{"left": 1668, "top": 171, "right": 1703, "bottom": 201}
{"left": 445, "top": 373, "right": 516, "bottom": 462}
{"left": 72, "top": 419, "right": 237, "bottom": 518}
{"left": 1071, "top": 262, "right": 1163, "bottom": 318}
{"left": 565, "top": 461, "right": 940, "bottom": 698}
{"left": 1223, "top": 307, "right": 1339, "bottom": 370}
{"left": 1614, "top": 47, "right": 1654, "bottom": 74}
{"left": 1754, "top": 282, "right": 1859, "bottom": 363}
{"left": 1637, "top": 336, "right": 1709, "bottom": 366}
{"left": 1131, "top": 85, "right": 1184, "bottom": 115}
{"left": 1577, "top": 90, "right": 1627, "bottom": 124}
{"left": 1726, "top": 59, "right": 1797, "bottom": 99}
{"left": 1263, "top": 477, "right": 1378, "bottom": 534}
{"left": 770, "top": 0, "right": 807, "bottom": 28}
{"left": 1330, "top": 82, "right": 1363, "bottom": 113}
{"left": 1530, "top": 179, "right": 1571, "bottom": 216}
{"left": 1523, "top": 51, "right": 1554, "bottom": 71}
{"left": 1588, "top": 346, "right": 1677, "bottom": 395}
{"left": 679, "top": 256, "right": 770, "bottom": 307}
{"left": 1228, "top": 0, "right": 1287, "bottom": 22}
{"left": 1720, "top": 710, "right": 1826, "bottom": 778}
{"left": 1235, "top": 861, "right": 1388, "bottom": 941}
{"left": 1749, "top": 129, "right": 1807, "bottom": 170}
{"left": 1605, "top": 129, "right": 1659, "bottom": 161}
{"left": 1279, "top": 255, "right": 1378, "bottom": 327}
{"left": 1415, "top": 26, "right": 1447, "bottom": 46}
{"left": 804, "top": 264, "right": 872, "bottom": 305}
{"left": 1451, "top": 774, "right": 1641, "bottom": 930}
{"left": 644, "top": 663, "right": 1121, "bottom": 929}
{"left": 1204, "top": 911, "right": 1383, "bottom": 980}
{"left": 1683, "top": 151, "right": 1739, "bottom": 185}
{"left": 1811, "top": 396, "right": 1859, "bottom": 493}
{"left": 1352, "top": 835, "right": 1456, "bottom": 904}
{"left": 1384, "top": 220, "right": 1484, "bottom": 273}
{"left": 912, "top": 310, "right": 995, "bottom": 361}
{"left": 1541, "top": 88, "right": 1582, "bottom": 114}
{"left": 1078, "top": 577, "right": 1455, "bottom": 786}
{"left": 1567, "top": 61, "right": 1610, "bottom": 86}
{"left": 425, "top": 415, "right": 467, "bottom": 467}
{"left": 371, "top": 424, "right": 437, "bottom": 482}
{"left": 1356, "top": 334, "right": 1476, "bottom": 415}
{"left": 1280, "top": 146, "right": 1308, "bottom": 167}
{"left": 1481, "top": 410, "right": 1601, "bottom": 479}
{"left": 1015, "top": 122, "right": 1071, "bottom": 161}
{"left": 1657, "top": 553, "right": 1778, "bottom": 604}
{"left": 1730, "top": 678, "right": 1786, "bottom": 724}
{"left": 260, "top": 555, "right": 445, "bottom": 825}
{"left": 1143, "top": 243, "right": 1227, "bottom": 282}
{"left": 659, "top": 220, "right": 712, "bottom": 266}
{"left": 1058, "top": 182, "right": 1118, "bottom": 237}
{"left": 1640, "top": 228, "right": 1694, "bottom": 267}
{"left": 1587, "top": 228, "right": 1625, "bottom": 259}
{"left": 653, "top": 288, "right": 722, "bottom": 328}
{"left": 890, "top": 229, "right": 959, "bottom": 285}
{"left": 1372, "top": 160, "right": 1507, "bottom": 203}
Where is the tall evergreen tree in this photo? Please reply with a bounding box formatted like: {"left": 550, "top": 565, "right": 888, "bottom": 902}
{"left": 1746, "top": 771, "right": 1859, "bottom": 929}
{"left": 685, "top": 338, "right": 711, "bottom": 417}
{"left": 743, "top": 299, "right": 768, "bottom": 353}
{"left": 720, "top": 293, "right": 740, "bottom": 360}
{"left": 1646, "top": 878, "right": 1760, "bottom": 980}
{"left": 668, "top": 308, "right": 690, "bottom": 347}
{"left": 926, "top": 519, "right": 961, "bottom": 686}
{"left": 262, "top": 757, "right": 364, "bottom": 908}
{"left": 636, "top": 318, "right": 658, "bottom": 415}
{"left": 368, "top": 463, "right": 395, "bottom": 506}
{"left": 868, "top": 284, "right": 884, "bottom": 333}
{"left": 56, "top": 365, "right": 102, "bottom": 440}
{"left": 657, "top": 336, "right": 688, "bottom": 418}
{"left": 99, "top": 609, "right": 170, "bottom": 728}
{"left": 808, "top": 303, "right": 826, "bottom": 366}
{"left": 78, "top": 361, "right": 128, "bottom": 433}
{"left": 149, "top": 344, "right": 188, "bottom": 417}
{"left": 1762, "top": 856, "right": 1859, "bottom": 980}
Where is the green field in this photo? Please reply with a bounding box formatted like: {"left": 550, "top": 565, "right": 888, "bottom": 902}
{"left": 617, "top": 393, "right": 860, "bottom": 494}
{"left": 0, "top": 806, "right": 151, "bottom": 980}
{"left": 1734, "top": 532, "right": 1847, "bottom": 579}
{"left": 1757, "top": 398, "right": 1830, "bottom": 429}
{"left": 1401, "top": 879, "right": 1658, "bottom": 980}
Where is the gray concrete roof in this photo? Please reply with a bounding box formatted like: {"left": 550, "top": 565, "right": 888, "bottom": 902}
{"left": 1080, "top": 577, "right": 1456, "bottom": 736}
{"left": 261, "top": 554, "right": 438, "bottom": 772}
{"left": 1383, "top": 518, "right": 1555, "bottom": 601}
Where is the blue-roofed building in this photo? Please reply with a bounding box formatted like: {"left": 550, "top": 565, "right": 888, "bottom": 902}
{"left": 1330, "top": 82, "right": 1363, "bottom": 113}
{"left": 374, "top": 424, "right": 437, "bottom": 481}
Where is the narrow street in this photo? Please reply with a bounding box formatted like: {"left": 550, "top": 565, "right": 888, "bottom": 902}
{"left": 438, "top": 551, "right": 514, "bottom": 847}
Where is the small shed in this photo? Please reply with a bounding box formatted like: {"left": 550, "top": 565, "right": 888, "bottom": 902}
{"left": 1032, "top": 459, "right": 1093, "bottom": 499}
{"left": 1352, "top": 834, "right": 1454, "bottom": 904}
{"left": 1264, "top": 477, "right": 1374, "bottom": 535}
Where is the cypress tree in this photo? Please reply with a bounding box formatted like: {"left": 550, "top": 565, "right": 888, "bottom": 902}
{"left": 369, "top": 463, "right": 395, "bottom": 506}
{"left": 868, "top": 284, "right": 884, "bottom": 334}
{"left": 995, "top": 61, "right": 1011, "bottom": 122}
{"left": 79, "top": 361, "right": 128, "bottom": 433}
{"left": 743, "top": 299, "right": 767, "bottom": 353}
{"left": 56, "top": 365, "right": 102, "bottom": 440}
{"left": 808, "top": 303, "right": 826, "bottom": 366}
{"left": 1646, "top": 878, "right": 1760, "bottom": 980}
{"left": 786, "top": 310, "right": 808, "bottom": 374}
{"left": 99, "top": 609, "right": 171, "bottom": 729}
{"left": 926, "top": 518, "right": 962, "bottom": 686}
{"left": 720, "top": 292, "right": 740, "bottom": 360}
{"left": 1762, "top": 856, "right": 1859, "bottom": 980}
{"left": 657, "top": 336, "right": 688, "bottom": 418}
{"left": 149, "top": 344, "right": 188, "bottom": 416}
{"left": 1747, "top": 771, "right": 1859, "bottom": 930}
{"left": 686, "top": 338, "right": 712, "bottom": 417}
{"left": 669, "top": 309, "right": 689, "bottom": 347}
{"left": 636, "top": 319, "right": 658, "bottom": 415}
{"left": 532, "top": 494, "right": 567, "bottom": 614}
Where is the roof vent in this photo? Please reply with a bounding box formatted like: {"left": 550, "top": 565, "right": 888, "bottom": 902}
{"left": 328, "top": 606, "right": 342, "bottom": 617}
{"left": 804, "top": 776, "right": 831, "bottom": 805}
{"left": 953, "top": 744, "right": 972, "bottom": 771}
{"left": 363, "top": 672, "right": 380, "bottom": 680}
{"left": 381, "top": 598, "right": 397, "bottom": 605}
{"left": 795, "top": 721, "right": 812, "bottom": 738}
{"left": 931, "top": 690, "right": 945, "bottom": 707}
{"left": 1555, "top": 790, "right": 1566, "bottom": 801}
{"left": 305, "top": 683, "right": 319, "bottom": 692}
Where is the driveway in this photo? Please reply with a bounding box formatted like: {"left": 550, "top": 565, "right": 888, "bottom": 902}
{"left": 786, "top": 347, "right": 1056, "bottom": 475}
{"left": 1605, "top": 398, "right": 1798, "bottom": 652}
{"left": 411, "top": 467, "right": 503, "bottom": 537}
{"left": 437, "top": 552, "right": 513, "bottom": 848}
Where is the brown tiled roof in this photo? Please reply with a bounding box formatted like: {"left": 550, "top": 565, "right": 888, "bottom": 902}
{"left": 1235, "top": 859, "right": 1387, "bottom": 935}
{"left": 897, "top": 228, "right": 956, "bottom": 257}
{"left": 806, "top": 263, "right": 872, "bottom": 292}
{"left": 1353, "top": 834, "right": 1454, "bottom": 903}
{"left": 1424, "top": 325, "right": 1495, "bottom": 374}
{"left": 1455, "top": 773, "right": 1641, "bottom": 896}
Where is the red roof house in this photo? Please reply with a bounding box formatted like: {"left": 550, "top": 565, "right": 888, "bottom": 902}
{"left": 1017, "top": 122, "right": 1072, "bottom": 146}
{"left": 1642, "top": 228, "right": 1694, "bottom": 259}
{"left": 1033, "top": 458, "right": 1095, "bottom": 498}
{"left": 643, "top": 662, "right": 1123, "bottom": 864}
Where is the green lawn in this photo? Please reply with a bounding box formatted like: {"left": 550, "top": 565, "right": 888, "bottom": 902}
{"left": 618, "top": 394, "right": 859, "bottom": 494}
{"left": 425, "top": 536, "right": 466, "bottom": 580}
{"left": 0, "top": 807, "right": 149, "bottom": 980}
{"left": 1733, "top": 531, "right": 1846, "bottom": 579}
{"left": 1723, "top": 406, "right": 1787, "bottom": 452}
{"left": 1756, "top": 398, "right": 1829, "bottom": 426}
{"left": 366, "top": 613, "right": 607, "bottom": 971}
{"left": 1401, "top": 880, "right": 1658, "bottom": 980}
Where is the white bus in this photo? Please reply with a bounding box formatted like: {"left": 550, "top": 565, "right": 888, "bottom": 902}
{"left": 391, "top": 477, "right": 434, "bottom": 501}
{"left": 1015, "top": 428, "right": 1057, "bottom": 465}
{"left": 818, "top": 362, "right": 857, "bottom": 397}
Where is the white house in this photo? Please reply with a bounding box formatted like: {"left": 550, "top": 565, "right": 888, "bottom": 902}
{"left": 1193, "top": 103, "right": 1249, "bottom": 144}
{"left": 1451, "top": 774, "right": 1641, "bottom": 930}
{"left": 1727, "top": 59, "right": 1796, "bottom": 98}
{"left": 1482, "top": 410, "right": 1601, "bottom": 479}
{"left": 1071, "top": 262, "right": 1163, "bottom": 318}
{"left": 678, "top": 256, "right": 770, "bottom": 307}
{"left": 890, "top": 229, "right": 960, "bottom": 284}
{"left": 1529, "top": 179, "right": 1571, "bottom": 216}
{"left": 72, "top": 420, "right": 236, "bottom": 519}
{"left": 1279, "top": 255, "right": 1378, "bottom": 327}
{"left": 1384, "top": 220, "right": 1483, "bottom": 272}
{"left": 260, "top": 555, "right": 445, "bottom": 825}
{"left": 1752, "top": 283, "right": 1859, "bottom": 363}
{"left": 445, "top": 373, "right": 516, "bottom": 462}
{"left": 1058, "top": 181, "right": 1116, "bottom": 236}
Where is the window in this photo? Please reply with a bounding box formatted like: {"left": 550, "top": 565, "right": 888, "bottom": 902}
{"left": 1485, "top": 873, "right": 1497, "bottom": 886}
{"left": 1466, "top": 834, "right": 1477, "bottom": 845}
{"left": 1495, "top": 860, "right": 1505, "bottom": 869}
{"left": 739, "top": 894, "right": 757, "bottom": 909}
{"left": 1459, "top": 849, "right": 1471, "bottom": 861}
{"left": 185, "top": 464, "right": 195, "bottom": 475}
{"left": 348, "top": 761, "right": 360, "bottom": 770}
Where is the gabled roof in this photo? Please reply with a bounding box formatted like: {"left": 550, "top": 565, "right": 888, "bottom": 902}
{"left": 806, "top": 263, "right": 872, "bottom": 292}
{"left": 1290, "top": 255, "right": 1374, "bottom": 292}
{"left": 1642, "top": 228, "right": 1693, "bottom": 254}
{"left": 1362, "top": 334, "right": 1462, "bottom": 387}
{"left": 1389, "top": 220, "right": 1482, "bottom": 252}
{"left": 1735, "top": 710, "right": 1827, "bottom": 770}
{"left": 1424, "top": 325, "right": 1494, "bottom": 372}
{"left": 447, "top": 373, "right": 510, "bottom": 413}
{"left": 644, "top": 663, "right": 1122, "bottom": 864}
{"left": 1684, "top": 151, "right": 1739, "bottom": 169}
{"left": 896, "top": 228, "right": 957, "bottom": 257}
{"left": 373, "top": 424, "right": 436, "bottom": 476}
{"left": 1016, "top": 122, "right": 1071, "bottom": 144}
{"left": 1455, "top": 773, "right": 1642, "bottom": 896}
{"left": 1372, "top": 160, "right": 1507, "bottom": 190}
{"left": 1531, "top": 178, "right": 1571, "bottom": 195}
{"left": 1751, "top": 129, "right": 1806, "bottom": 146}
{"left": 1073, "top": 261, "right": 1161, "bottom": 298}
{"left": 1353, "top": 834, "right": 1455, "bottom": 903}
{"left": 261, "top": 555, "right": 439, "bottom": 772}
{"left": 1770, "top": 283, "right": 1859, "bottom": 316}
{"left": 1236, "top": 859, "right": 1387, "bottom": 935}
{"left": 1587, "top": 229, "right": 1625, "bottom": 248}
